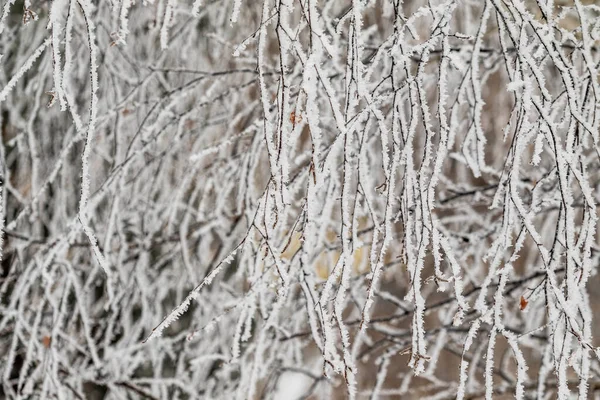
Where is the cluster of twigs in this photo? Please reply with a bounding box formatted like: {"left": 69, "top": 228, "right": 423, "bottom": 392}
{"left": 0, "top": 0, "right": 600, "bottom": 398}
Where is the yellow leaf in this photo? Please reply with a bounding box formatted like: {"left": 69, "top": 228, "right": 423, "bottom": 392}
{"left": 281, "top": 231, "right": 302, "bottom": 260}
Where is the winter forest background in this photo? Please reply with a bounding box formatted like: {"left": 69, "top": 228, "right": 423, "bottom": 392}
{"left": 1, "top": 0, "right": 600, "bottom": 399}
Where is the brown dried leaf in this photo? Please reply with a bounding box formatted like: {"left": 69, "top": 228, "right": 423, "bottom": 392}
{"left": 519, "top": 296, "right": 529, "bottom": 311}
